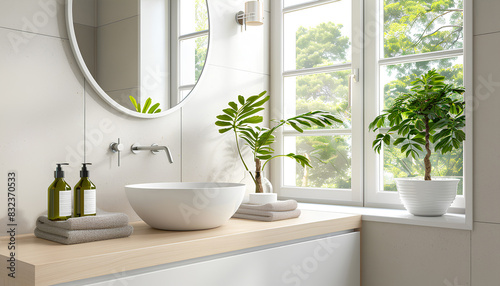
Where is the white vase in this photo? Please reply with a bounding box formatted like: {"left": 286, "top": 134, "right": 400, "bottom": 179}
{"left": 395, "top": 178, "right": 460, "bottom": 216}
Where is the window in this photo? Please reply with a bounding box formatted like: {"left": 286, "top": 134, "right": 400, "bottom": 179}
{"left": 271, "top": 0, "right": 472, "bottom": 211}
{"left": 171, "top": 0, "right": 209, "bottom": 103}
{"left": 272, "top": 0, "right": 364, "bottom": 205}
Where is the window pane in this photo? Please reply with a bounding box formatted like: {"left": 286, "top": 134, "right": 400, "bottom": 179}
{"left": 383, "top": 0, "right": 463, "bottom": 58}
{"left": 382, "top": 144, "right": 464, "bottom": 195}
{"left": 179, "top": 35, "right": 208, "bottom": 86}
{"left": 284, "top": 0, "right": 351, "bottom": 71}
{"left": 380, "top": 56, "right": 463, "bottom": 111}
{"left": 180, "top": 0, "right": 208, "bottom": 35}
{"left": 284, "top": 135, "right": 352, "bottom": 189}
{"left": 284, "top": 70, "right": 351, "bottom": 129}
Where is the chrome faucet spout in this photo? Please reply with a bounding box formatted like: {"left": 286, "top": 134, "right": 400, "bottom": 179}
{"left": 160, "top": 146, "right": 174, "bottom": 164}
{"left": 131, "top": 143, "right": 174, "bottom": 163}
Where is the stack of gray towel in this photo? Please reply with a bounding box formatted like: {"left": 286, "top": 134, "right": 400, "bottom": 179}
{"left": 233, "top": 200, "right": 301, "bottom": 222}
{"left": 34, "top": 210, "right": 133, "bottom": 245}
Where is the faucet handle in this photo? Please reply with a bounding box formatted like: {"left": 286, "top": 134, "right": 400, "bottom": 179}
{"left": 110, "top": 138, "right": 123, "bottom": 167}
{"left": 110, "top": 142, "right": 124, "bottom": 152}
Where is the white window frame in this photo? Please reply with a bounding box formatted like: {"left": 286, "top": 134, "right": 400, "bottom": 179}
{"left": 271, "top": 0, "right": 364, "bottom": 206}
{"left": 271, "top": 0, "right": 473, "bottom": 216}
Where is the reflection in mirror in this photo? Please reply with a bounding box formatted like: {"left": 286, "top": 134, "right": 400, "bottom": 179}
{"left": 70, "top": 0, "right": 209, "bottom": 116}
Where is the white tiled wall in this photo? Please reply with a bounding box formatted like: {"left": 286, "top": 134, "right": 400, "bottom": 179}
{"left": 0, "top": 21, "right": 83, "bottom": 232}
{"left": 0, "top": 0, "right": 269, "bottom": 232}
{"left": 0, "top": 0, "right": 67, "bottom": 39}
{"left": 362, "top": 222, "right": 470, "bottom": 286}
{"left": 471, "top": 32, "right": 500, "bottom": 224}
{"left": 469, "top": 1, "right": 500, "bottom": 284}
{"left": 96, "top": 0, "right": 139, "bottom": 26}
{"left": 471, "top": 222, "right": 500, "bottom": 285}
{"left": 96, "top": 1, "right": 139, "bottom": 95}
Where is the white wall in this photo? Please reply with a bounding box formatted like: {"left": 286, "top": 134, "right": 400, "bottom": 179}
{"left": 95, "top": 0, "right": 140, "bottom": 108}
{"left": 361, "top": 1, "right": 500, "bottom": 285}
{"left": 0, "top": 0, "right": 270, "bottom": 233}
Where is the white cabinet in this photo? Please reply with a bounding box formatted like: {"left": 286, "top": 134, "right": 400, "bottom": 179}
{"left": 82, "top": 232, "right": 360, "bottom": 286}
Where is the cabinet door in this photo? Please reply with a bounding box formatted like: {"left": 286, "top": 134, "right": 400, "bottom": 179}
{"left": 85, "top": 232, "right": 360, "bottom": 286}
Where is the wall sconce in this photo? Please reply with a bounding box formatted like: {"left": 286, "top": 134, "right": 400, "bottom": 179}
{"left": 235, "top": 0, "right": 264, "bottom": 31}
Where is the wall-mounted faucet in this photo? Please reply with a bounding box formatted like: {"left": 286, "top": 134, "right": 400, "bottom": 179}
{"left": 110, "top": 138, "right": 124, "bottom": 167}
{"left": 131, "top": 143, "right": 174, "bottom": 164}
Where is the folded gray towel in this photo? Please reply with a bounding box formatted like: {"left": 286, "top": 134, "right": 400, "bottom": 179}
{"left": 37, "top": 210, "right": 129, "bottom": 230}
{"left": 238, "top": 200, "right": 298, "bottom": 212}
{"left": 232, "top": 209, "right": 301, "bottom": 222}
{"left": 34, "top": 225, "right": 133, "bottom": 245}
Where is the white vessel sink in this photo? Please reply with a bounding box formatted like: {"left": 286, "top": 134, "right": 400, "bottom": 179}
{"left": 125, "top": 182, "right": 245, "bottom": 230}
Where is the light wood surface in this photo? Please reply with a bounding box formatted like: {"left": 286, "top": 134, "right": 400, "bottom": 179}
{"left": 0, "top": 210, "right": 361, "bottom": 286}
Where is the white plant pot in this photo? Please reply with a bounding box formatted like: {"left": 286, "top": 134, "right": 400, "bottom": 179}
{"left": 395, "top": 178, "right": 460, "bottom": 216}
{"left": 248, "top": 193, "right": 278, "bottom": 205}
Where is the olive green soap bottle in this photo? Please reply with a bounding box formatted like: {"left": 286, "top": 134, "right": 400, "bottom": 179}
{"left": 74, "top": 163, "right": 96, "bottom": 217}
{"left": 48, "top": 163, "right": 72, "bottom": 221}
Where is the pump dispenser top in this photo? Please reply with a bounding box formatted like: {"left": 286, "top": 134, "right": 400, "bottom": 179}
{"left": 80, "top": 163, "right": 92, "bottom": 177}
{"left": 54, "top": 163, "right": 69, "bottom": 178}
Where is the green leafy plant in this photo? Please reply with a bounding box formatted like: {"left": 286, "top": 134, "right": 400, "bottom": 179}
{"left": 129, "top": 96, "right": 162, "bottom": 114}
{"left": 216, "top": 91, "right": 342, "bottom": 193}
{"left": 368, "top": 70, "right": 465, "bottom": 181}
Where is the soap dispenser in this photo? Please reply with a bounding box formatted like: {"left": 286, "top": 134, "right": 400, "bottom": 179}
{"left": 73, "top": 163, "right": 97, "bottom": 217}
{"left": 48, "top": 163, "right": 72, "bottom": 221}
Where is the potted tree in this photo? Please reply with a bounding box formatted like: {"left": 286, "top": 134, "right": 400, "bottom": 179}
{"left": 368, "top": 70, "right": 465, "bottom": 216}
{"left": 216, "top": 91, "right": 342, "bottom": 204}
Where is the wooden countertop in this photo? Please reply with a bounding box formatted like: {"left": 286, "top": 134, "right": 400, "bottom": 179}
{"left": 0, "top": 210, "right": 361, "bottom": 286}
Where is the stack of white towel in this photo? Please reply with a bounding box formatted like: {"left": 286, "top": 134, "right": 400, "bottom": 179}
{"left": 233, "top": 200, "right": 301, "bottom": 222}
{"left": 34, "top": 210, "right": 133, "bottom": 245}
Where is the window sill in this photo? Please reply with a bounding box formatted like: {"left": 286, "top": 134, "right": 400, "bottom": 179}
{"left": 298, "top": 203, "right": 471, "bottom": 230}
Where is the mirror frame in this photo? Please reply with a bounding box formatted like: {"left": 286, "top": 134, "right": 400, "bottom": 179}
{"left": 65, "top": 0, "right": 210, "bottom": 118}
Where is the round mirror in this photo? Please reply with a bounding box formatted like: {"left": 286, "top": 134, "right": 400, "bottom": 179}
{"left": 66, "top": 0, "right": 210, "bottom": 118}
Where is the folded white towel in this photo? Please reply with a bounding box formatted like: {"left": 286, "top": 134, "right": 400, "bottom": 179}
{"left": 232, "top": 209, "right": 301, "bottom": 222}
{"left": 34, "top": 210, "right": 133, "bottom": 244}
{"left": 34, "top": 225, "right": 133, "bottom": 245}
{"left": 238, "top": 200, "right": 298, "bottom": 212}
{"left": 37, "top": 210, "right": 129, "bottom": 230}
